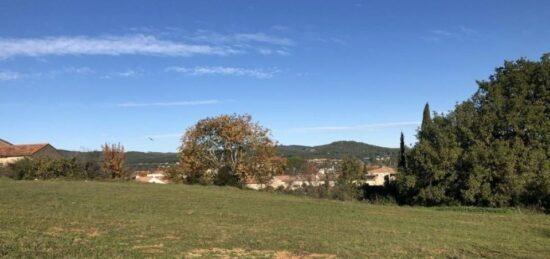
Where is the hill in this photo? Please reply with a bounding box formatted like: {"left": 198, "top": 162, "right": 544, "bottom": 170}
{"left": 59, "top": 141, "right": 399, "bottom": 170}
{"left": 277, "top": 141, "right": 399, "bottom": 164}
{"left": 0, "top": 179, "right": 548, "bottom": 257}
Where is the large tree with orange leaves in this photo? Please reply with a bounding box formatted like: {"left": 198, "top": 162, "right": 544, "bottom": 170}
{"left": 178, "top": 114, "right": 284, "bottom": 186}
{"left": 101, "top": 143, "right": 125, "bottom": 179}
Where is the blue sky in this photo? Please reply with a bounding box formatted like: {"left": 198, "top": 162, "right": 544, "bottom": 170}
{"left": 1, "top": 1, "right": 549, "bottom": 152}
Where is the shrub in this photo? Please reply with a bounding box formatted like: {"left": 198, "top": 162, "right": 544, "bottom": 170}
{"left": 7, "top": 157, "right": 91, "bottom": 180}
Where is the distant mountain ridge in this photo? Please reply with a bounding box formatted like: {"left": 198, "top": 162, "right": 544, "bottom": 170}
{"left": 60, "top": 141, "right": 399, "bottom": 169}
{"left": 278, "top": 141, "right": 399, "bottom": 161}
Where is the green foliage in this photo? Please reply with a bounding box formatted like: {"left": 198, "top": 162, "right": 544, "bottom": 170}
{"left": 3, "top": 156, "right": 103, "bottom": 180}
{"left": 59, "top": 150, "right": 177, "bottom": 171}
{"left": 8, "top": 158, "right": 89, "bottom": 180}
{"left": 285, "top": 156, "right": 307, "bottom": 175}
{"left": 336, "top": 158, "right": 364, "bottom": 200}
{"left": 397, "top": 54, "right": 550, "bottom": 211}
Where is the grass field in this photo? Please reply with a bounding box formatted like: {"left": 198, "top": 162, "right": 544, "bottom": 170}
{"left": 0, "top": 178, "right": 549, "bottom": 258}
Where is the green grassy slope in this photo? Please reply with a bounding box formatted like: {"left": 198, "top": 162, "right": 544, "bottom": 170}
{"left": 1, "top": 179, "right": 548, "bottom": 258}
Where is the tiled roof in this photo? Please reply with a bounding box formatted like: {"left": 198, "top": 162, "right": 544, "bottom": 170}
{"left": 368, "top": 166, "right": 397, "bottom": 174}
{"left": 0, "top": 144, "right": 50, "bottom": 157}
{"left": 0, "top": 139, "right": 13, "bottom": 146}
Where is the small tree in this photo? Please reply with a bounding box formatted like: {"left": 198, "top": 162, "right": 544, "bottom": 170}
{"left": 101, "top": 143, "right": 125, "bottom": 179}
{"left": 335, "top": 158, "right": 364, "bottom": 200}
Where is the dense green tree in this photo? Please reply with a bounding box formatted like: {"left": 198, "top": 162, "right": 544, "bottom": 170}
{"left": 397, "top": 54, "right": 550, "bottom": 211}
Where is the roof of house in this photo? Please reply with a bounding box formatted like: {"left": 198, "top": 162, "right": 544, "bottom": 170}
{"left": 0, "top": 143, "right": 51, "bottom": 157}
{"left": 368, "top": 166, "right": 397, "bottom": 174}
{"left": 0, "top": 139, "right": 13, "bottom": 146}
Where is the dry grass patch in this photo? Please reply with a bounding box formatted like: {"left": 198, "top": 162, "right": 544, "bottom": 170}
{"left": 185, "top": 248, "right": 336, "bottom": 258}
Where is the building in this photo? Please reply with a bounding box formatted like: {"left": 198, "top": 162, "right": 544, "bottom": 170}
{"left": 134, "top": 170, "right": 170, "bottom": 184}
{"left": 0, "top": 139, "right": 62, "bottom": 166}
{"left": 365, "top": 166, "right": 397, "bottom": 186}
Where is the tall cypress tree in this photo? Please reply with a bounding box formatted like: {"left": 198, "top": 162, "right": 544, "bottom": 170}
{"left": 398, "top": 132, "right": 407, "bottom": 172}
{"left": 420, "top": 102, "right": 431, "bottom": 134}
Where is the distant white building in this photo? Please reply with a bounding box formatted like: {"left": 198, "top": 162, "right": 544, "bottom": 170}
{"left": 135, "top": 170, "right": 170, "bottom": 184}
{"left": 365, "top": 166, "right": 397, "bottom": 186}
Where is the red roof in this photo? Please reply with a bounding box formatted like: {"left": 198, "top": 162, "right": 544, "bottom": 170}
{"left": 0, "top": 139, "right": 13, "bottom": 146}
{"left": 0, "top": 144, "right": 51, "bottom": 157}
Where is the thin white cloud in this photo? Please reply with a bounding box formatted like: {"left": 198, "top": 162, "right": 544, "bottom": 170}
{"left": 234, "top": 33, "right": 294, "bottom": 46}
{"left": 188, "top": 30, "right": 294, "bottom": 46}
{"left": 0, "top": 70, "right": 20, "bottom": 81}
{"left": 0, "top": 34, "right": 235, "bottom": 59}
{"left": 117, "top": 70, "right": 137, "bottom": 77}
{"left": 166, "top": 66, "right": 278, "bottom": 79}
{"left": 284, "top": 121, "right": 421, "bottom": 133}
{"left": 422, "top": 26, "right": 480, "bottom": 43}
{"left": 117, "top": 99, "right": 222, "bottom": 107}
{"left": 62, "top": 66, "right": 95, "bottom": 74}
{"left": 101, "top": 69, "right": 140, "bottom": 79}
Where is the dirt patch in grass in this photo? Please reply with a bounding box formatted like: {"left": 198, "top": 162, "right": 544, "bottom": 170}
{"left": 185, "top": 248, "right": 336, "bottom": 258}
{"left": 46, "top": 226, "right": 101, "bottom": 237}
{"left": 132, "top": 243, "right": 164, "bottom": 254}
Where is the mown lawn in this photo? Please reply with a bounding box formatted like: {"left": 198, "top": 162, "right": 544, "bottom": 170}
{"left": 0, "top": 178, "right": 549, "bottom": 258}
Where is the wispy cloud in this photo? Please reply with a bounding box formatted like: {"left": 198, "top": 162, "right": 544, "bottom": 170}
{"left": 61, "top": 66, "right": 95, "bottom": 74}
{"left": 283, "top": 121, "right": 421, "bottom": 133}
{"left": 117, "top": 99, "right": 223, "bottom": 107}
{"left": 166, "top": 66, "right": 278, "bottom": 79}
{"left": 0, "top": 70, "right": 20, "bottom": 81}
{"left": 184, "top": 30, "right": 295, "bottom": 56}
{"left": 0, "top": 34, "right": 235, "bottom": 59}
{"left": 233, "top": 33, "right": 294, "bottom": 46}
{"left": 101, "top": 69, "right": 141, "bottom": 79}
{"left": 188, "top": 30, "right": 295, "bottom": 46}
{"left": 421, "top": 26, "right": 480, "bottom": 43}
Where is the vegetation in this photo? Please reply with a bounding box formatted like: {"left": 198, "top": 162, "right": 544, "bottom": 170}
{"left": 0, "top": 179, "right": 548, "bottom": 258}
{"left": 60, "top": 150, "right": 178, "bottom": 170}
{"left": 101, "top": 143, "right": 126, "bottom": 179}
{"left": 0, "top": 157, "right": 101, "bottom": 180}
{"left": 176, "top": 114, "right": 284, "bottom": 186}
{"left": 397, "top": 54, "right": 550, "bottom": 212}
